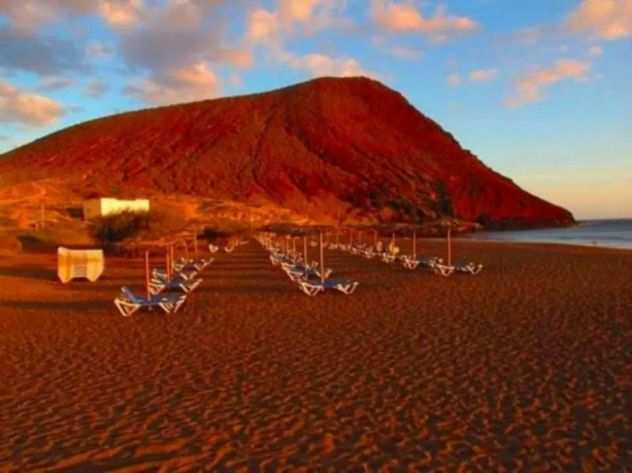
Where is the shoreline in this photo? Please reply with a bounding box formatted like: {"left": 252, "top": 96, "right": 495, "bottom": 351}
{"left": 456, "top": 236, "right": 632, "bottom": 252}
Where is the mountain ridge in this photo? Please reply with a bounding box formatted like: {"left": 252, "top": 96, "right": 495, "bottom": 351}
{"left": 0, "top": 76, "right": 574, "bottom": 229}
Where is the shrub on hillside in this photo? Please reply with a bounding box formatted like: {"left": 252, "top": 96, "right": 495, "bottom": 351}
{"left": 92, "top": 211, "right": 150, "bottom": 245}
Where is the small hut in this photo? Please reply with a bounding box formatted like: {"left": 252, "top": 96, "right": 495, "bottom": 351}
{"left": 57, "top": 247, "right": 104, "bottom": 283}
{"left": 83, "top": 198, "right": 150, "bottom": 220}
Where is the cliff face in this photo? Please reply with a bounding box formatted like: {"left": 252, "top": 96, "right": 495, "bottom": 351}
{"left": 0, "top": 77, "right": 573, "bottom": 228}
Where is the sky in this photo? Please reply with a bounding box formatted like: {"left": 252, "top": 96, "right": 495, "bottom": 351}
{"left": 0, "top": 0, "right": 630, "bottom": 219}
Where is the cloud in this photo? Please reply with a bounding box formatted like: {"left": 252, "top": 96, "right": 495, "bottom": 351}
{"left": 372, "top": 37, "right": 423, "bottom": 60}
{"left": 125, "top": 62, "right": 219, "bottom": 105}
{"left": 371, "top": 0, "right": 477, "bottom": 41}
{"left": 247, "top": 9, "right": 278, "bottom": 43}
{"left": 506, "top": 59, "right": 591, "bottom": 107}
{"left": 447, "top": 73, "right": 462, "bottom": 87}
{"left": 0, "top": 25, "right": 88, "bottom": 76}
{"left": 0, "top": 79, "right": 64, "bottom": 126}
{"left": 245, "top": 1, "right": 371, "bottom": 80}
{"left": 116, "top": 1, "right": 252, "bottom": 105}
{"left": 84, "top": 80, "right": 108, "bottom": 98}
{"left": 39, "top": 76, "right": 75, "bottom": 91}
{"left": 98, "top": 0, "right": 144, "bottom": 28}
{"left": 85, "top": 42, "right": 114, "bottom": 59}
{"left": 0, "top": 0, "right": 144, "bottom": 32}
{"left": 283, "top": 52, "right": 374, "bottom": 78}
{"left": 246, "top": 0, "right": 345, "bottom": 44}
{"left": 565, "top": 0, "right": 632, "bottom": 40}
{"left": 469, "top": 68, "right": 498, "bottom": 82}
{"left": 386, "top": 45, "right": 423, "bottom": 60}
{"left": 588, "top": 45, "right": 604, "bottom": 56}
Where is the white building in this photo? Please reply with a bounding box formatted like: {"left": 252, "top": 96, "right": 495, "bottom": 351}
{"left": 83, "top": 198, "right": 150, "bottom": 220}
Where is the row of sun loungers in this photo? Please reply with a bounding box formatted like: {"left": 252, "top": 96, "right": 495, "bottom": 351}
{"left": 332, "top": 243, "right": 483, "bottom": 276}
{"left": 113, "top": 255, "right": 214, "bottom": 317}
{"left": 262, "top": 241, "right": 359, "bottom": 296}
{"left": 209, "top": 239, "right": 249, "bottom": 254}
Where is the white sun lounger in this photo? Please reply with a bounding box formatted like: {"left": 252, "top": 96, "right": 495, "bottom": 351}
{"left": 152, "top": 267, "right": 198, "bottom": 282}
{"left": 149, "top": 273, "right": 202, "bottom": 295}
{"left": 381, "top": 253, "right": 398, "bottom": 264}
{"left": 453, "top": 260, "right": 484, "bottom": 275}
{"left": 114, "top": 287, "right": 186, "bottom": 317}
{"left": 174, "top": 257, "right": 213, "bottom": 272}
{"left": 297, "top": 278, "right": 359, "bottom": 296}
{"left": 401, "top": 255, "right": 443, "bottom": 271}
{"left": 283, "top": 264, "right": 333, "bottom": 282}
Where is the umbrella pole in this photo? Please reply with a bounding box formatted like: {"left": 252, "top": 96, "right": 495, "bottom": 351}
{"left": 194, "top": 230, "right": 198, "bottom": 258}
{"left": 413, "top": 230, "right": 417, "bottom": 259}
{"left": 170, "top": 245, "right": 175, "bottom": 278}
{"left": 144, "top": 250, "right": 150, "bottom": 300}
{"left": 447, "top": 227, "right": 452, "bottom": 266}
{"left": 320, "top": 231, "right": 325, "bottom": 283}
{"left": 165, "top": 247, "right": 170, "bottom": 279}
{"left": 304, "top": 236, "right": 308, "bottom": 264}
{"left": 374, "top": 230, "right": 377, "bottom": 247}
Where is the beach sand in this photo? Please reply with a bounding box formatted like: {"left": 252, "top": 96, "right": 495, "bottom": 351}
{"left": 0, "top": 240, "right": 630, "bottom": 471}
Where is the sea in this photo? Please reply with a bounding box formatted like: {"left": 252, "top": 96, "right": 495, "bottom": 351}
{"left": 465, "top": 219, "right": 632, "bottom": 250}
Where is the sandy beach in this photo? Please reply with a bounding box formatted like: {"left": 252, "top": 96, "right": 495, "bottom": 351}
{"left": 0, "top": 240, "right": 630, "bottom": 471}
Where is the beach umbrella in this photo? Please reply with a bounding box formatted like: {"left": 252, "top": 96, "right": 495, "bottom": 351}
{"left": 144, "top": 250, "right": 151, "bottom": 300}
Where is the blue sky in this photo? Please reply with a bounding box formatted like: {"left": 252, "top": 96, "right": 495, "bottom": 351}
{"left": 0, "top": 0, "right": 630, "bottom": 218}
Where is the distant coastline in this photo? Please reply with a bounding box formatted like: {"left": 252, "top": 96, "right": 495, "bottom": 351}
{"left": 465, "top": 219, "right": 632, "bottom": 250}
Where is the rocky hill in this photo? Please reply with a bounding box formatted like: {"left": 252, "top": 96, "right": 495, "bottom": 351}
{"left": 0, "top": 77, "right": 573, "bottom": 229}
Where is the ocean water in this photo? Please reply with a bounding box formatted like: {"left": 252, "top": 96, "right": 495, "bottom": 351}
{"left": 466, "top": 219, "right": 632, "bottom": 250}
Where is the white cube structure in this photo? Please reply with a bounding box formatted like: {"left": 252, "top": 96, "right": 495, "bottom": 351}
{"left": 58, "top": 247, "right": 104, "bottom": 283}
{"left": 83, "top": 198, "right": 150, "bottom": 220}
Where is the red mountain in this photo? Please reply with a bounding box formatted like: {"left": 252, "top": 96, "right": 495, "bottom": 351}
{"left": 0, "top": 77, "right": 573, "bottom": 228}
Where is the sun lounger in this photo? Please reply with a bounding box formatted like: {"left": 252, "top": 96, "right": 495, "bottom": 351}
{"left": 453, "top": 260, "right": 484, "bottom": 275}
{"left": 114, "top": 286, "right": 186, "bottom": 317}
{"left": 297, "top": 278, "right": 359, "bottom": 296}
{"left": 362, "top": 248, "right": 375, "bottom": 259}
{"left": 381, "top": 253, "right": 398, "bottom": 264}
{"left": 401, "top": 255, "right": 443, "bottom": 270}
{"left": 283, "top": 264, "right": 333, "bottom": 282}
{"left": 152, "top": 267, "right": 198, "bottom": 282}
{"left": 149, "top": 273, "right": 202, "bottom": 294}
{"left": 432, "top": 263, "right": 456, "bottom": 277}
{"left": 401, "top": 256, "right": 421, "bottom": 270}
{"left": 174, "top": 257, "right": 213, "bottom": 272}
